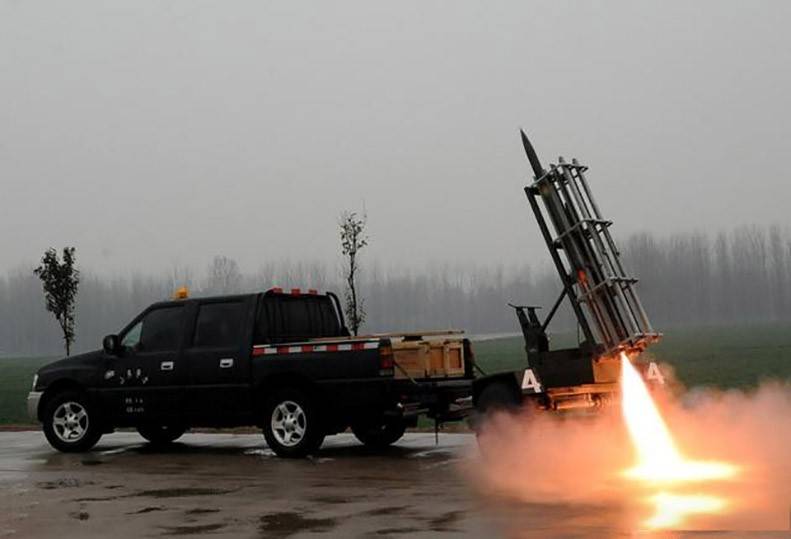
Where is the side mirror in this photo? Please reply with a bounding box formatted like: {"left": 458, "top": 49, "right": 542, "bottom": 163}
{"left": 102, "top": 334, "right": 120, "bottom": 355}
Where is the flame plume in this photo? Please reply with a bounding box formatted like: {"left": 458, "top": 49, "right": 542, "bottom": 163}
{"left": 620, "top": 353, "right": 738, "bottom": 529}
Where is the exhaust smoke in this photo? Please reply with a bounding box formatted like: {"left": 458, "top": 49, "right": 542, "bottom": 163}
{"left": 469, "top": 359, "right": 791, "bottom": 533}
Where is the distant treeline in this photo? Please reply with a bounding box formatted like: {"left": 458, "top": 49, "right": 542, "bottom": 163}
{"left": 1, "top": 225, "right": 790, "bottom": 356}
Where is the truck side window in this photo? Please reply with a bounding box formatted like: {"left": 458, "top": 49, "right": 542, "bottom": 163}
{"left": 193, "top": 302, "right": 244, "bottom": 348}
{"left": 121, "top": 322, "right": 142, "bottom": 349}
{"left": 124, "top": 306, "right": 184, "bottom": 352}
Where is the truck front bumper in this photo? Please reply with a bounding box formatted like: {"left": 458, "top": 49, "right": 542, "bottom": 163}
{"left": 27, "top": 391, "right": 42, "bottom": 422}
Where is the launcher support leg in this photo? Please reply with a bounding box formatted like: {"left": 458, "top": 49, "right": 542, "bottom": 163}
{"left": 541, "top": 288, "right": 567, "bottom": 333}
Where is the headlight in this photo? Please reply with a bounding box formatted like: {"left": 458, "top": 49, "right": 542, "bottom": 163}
{"left": 31, "top": 374, "right": 38, "bottom": 391}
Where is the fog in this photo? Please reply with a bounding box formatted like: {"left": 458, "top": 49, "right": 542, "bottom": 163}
{"left": 2, "top": 225, "right": 791, "bottom": 356}
{"left": 2, "top": 1, "right": 791, "bottom": 279}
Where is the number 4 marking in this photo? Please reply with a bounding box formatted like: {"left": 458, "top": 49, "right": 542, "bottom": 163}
{"left": 521, "top": 368, "right": 543, "bottom": 393}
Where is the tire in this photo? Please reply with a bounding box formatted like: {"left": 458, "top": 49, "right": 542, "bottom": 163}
{"left": 476, "top": 380, "right": 521, "bottom": 416}
{"left": 137, "top": 424, "right": 186, "bottom": 446}
{"left": 352, "top": 418, "right": 407, "bottom": 449}
{"left": 42, "top": 390, "right": 103, "bottom": 453}
{"left": 262, "top": 388, "right": 324, "bottom": 458}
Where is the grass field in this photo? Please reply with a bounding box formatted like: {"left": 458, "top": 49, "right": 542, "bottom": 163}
{"left": 473, "top": 324, "right": 791, "bottom": 389}
{"left": 0, "top": 356, "right": 54, "bottom": 424}
{"left": 1, "top": 324, "right": 789, "bottom": 425}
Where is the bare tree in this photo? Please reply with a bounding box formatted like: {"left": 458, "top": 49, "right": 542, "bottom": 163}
{"left": 769, "top": 225, "right": 787, "bottom": 320}
{"left": 206, "top": 255, "right": 241, "bottom": 294}
{"left": 34, "top": 247, "right": 80, "bottom": 355}
{"left": 712, "top": 231, "right": 732, "bottom": 323}
{"left": 339, "top": 211, "right": 368, "bottom": 335}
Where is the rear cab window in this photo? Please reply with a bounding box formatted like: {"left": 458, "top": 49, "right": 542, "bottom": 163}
{"left": 255, "top": 295, "right": 342, "bottom": 344}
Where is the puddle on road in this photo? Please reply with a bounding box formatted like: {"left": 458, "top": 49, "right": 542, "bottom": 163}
{"left": 361, "top": 505, "right": 409, "bottom": 517}
{"left": 160, "top": 523, "right": 225, "bottom": 536}
{"left": 371, "top": 526, "right": 422, "bottom": 536}
{"left": 74, "top": 487, "right": 235, "bottom": 503}
{"left": 243, "top": 448, "right": 274, "bottom": 458}
{"left": 408, "top": 449, "right": 457, "bottom": 460}
{"left": 36, "top": 477, "right": 90, "bottom": 489}
{"left": 307, "top": 494, "right": 356, "bottom": 505}
{"left": 68, "top": 510, "right": 90, "bottom": 521}
{"left": 259, "top": 511, "right": 338, "bottom": 538}
{"left": 129, "top": 506, "right": 166, "bottom": 515}
{"left": 136, "top": 487, "right": 232, "bottom": 499}
{"left": 426, "top": 510, "right": 464, "bottom": 532}
{"left": 99, "top": 446, "right": 142, "bottom": 456}
{"left": 184, "top": 508, "right": 220, "bottom": 515}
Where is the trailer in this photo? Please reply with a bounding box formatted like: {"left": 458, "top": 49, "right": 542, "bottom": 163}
{"left": 473, "top": 132, "right": 664, "bottom": 414}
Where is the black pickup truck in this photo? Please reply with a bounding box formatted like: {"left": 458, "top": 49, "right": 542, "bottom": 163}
{"left": 27, "top": 288, "right": 475, "bottom": 457}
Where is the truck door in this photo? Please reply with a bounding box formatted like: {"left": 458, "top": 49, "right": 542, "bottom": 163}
{"left": 108, "top": 304, "right": 187, "bottom": 424}
{"left": 182, "top": 298, "right": 253, "bottom": 424}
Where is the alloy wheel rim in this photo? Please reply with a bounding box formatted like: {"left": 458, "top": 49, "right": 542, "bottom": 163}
{"left": 52, "top": 401, "right": 89, "bottom": 443}
{"left": 271, "top": 400, "right": 306, "bottom": 448}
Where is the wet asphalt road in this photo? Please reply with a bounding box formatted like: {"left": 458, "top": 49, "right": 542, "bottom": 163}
{"left": 0, "top": 431, "right": 500, "bottom": 539}
{"left": 0, "top": 431, "right": 786, "bottom": 539}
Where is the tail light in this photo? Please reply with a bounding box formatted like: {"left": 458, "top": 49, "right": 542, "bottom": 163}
{"left": 379, "top": 344, "right": 394, "bottom": 373}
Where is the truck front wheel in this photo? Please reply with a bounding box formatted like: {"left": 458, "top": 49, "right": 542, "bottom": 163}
{"left": 42, "top": 390, "right": 103, "bottom": 453}
{"left": 262, "top": 389, "right": 324, "bottom": 458}
{"left": 352, "top": 418, "right": 407, "bottom": 449}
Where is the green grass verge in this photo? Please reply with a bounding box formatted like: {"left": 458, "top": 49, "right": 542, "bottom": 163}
{"left": 471, "top": 324, "right": 791, "bottom": 389}
{"left": 1, "top": 324, "right": 789, "bottom": 425}
{"left": 0, "top": 356, "right": 55, "bottom": 424}
{"left": 644, "top": 324, "right": 791, "bottom": 388}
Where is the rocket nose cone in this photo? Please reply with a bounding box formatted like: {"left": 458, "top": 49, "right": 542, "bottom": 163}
{"left": 519, "top": 129, "right": 544, "bottom": 177}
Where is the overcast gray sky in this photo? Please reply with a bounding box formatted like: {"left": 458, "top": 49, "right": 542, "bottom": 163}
{"left": 2, "top": 1, "right": 790, "bottom": 277}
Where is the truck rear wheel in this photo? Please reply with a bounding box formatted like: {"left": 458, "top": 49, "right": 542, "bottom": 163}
{"left": 137, "top": 424, "right": 186, "bottom": 446}
{"left": 42, "top": 390, "right": 103, "bottom": 453}
{"left": 352, "top": 418, "right": 407, "bottom": 449}
{"left": 262, "top": 388, "right": 324, "bottom": 458}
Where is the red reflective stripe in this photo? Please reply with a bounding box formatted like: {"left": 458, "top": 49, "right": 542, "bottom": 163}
{"left": 267, "top": 287, "right": 323, "bottom": 296}
{"left": 253, "top": 341, "right": 379, "bottom": 356}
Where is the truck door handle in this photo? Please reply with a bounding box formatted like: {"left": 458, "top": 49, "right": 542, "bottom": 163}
{"left": 160, "top": 361, "right": 174, "bottom": 371}
{"left": 219, "top": 358, "right": 234, "bottom": 369}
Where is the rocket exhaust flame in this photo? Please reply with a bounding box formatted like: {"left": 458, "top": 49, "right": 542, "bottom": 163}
{"left": 620, "top": 353, "right": 737, "bottom": 529}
